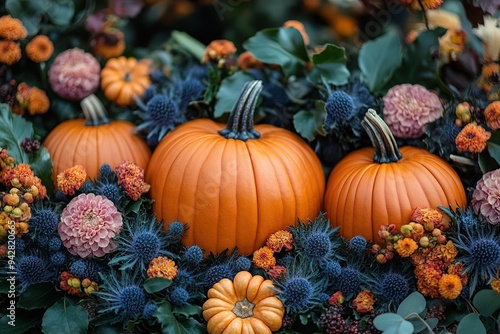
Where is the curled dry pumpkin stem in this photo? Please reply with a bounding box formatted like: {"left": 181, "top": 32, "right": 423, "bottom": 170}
{"left": 80, "top": 94, "right": 110, "bottom": 126}
{"left": 219, "top": 80, "right": 263, "bottom": 141}
{"left": 361, "top": 108, "right": 403, "bottom": 164}
{"left": 232, "top": 297, "right": 255, "bottom": 318}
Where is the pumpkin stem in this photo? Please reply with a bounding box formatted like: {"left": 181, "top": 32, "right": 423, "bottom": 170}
{"left": 219, "top": 80, "right": 262, "bottom": 141}
{"left": 361, "top": 109, "right": 402, "bottom": 163}
{"left": 232, "top": 298, "right": 255, "bottom": 318}
{"left": 80, "top": 94, "right": 110, "bottom": 126}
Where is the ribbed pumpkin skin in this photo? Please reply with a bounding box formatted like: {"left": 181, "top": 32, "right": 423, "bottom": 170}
{"left": 44, "top": 119, "right": 152, "bottom": 181}
{"left": 146, "top": 119, "right": 325, "bottom": 255}
{"left": 324, "top": 146, "right": 467, "bottom": 242}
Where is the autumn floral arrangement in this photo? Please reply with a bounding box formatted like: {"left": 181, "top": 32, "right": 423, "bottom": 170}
{"left": 0, "top": 0, "right": 500, "bottom": 333}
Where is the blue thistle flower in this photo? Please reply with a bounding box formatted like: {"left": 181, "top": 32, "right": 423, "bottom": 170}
{"left": 349, "top": 236, "right": 367, "bottom": 253}
{"left": 319, "top": 292, "right": 331, "bottom": 307}
{"left": 204, "top": 264, "right": 234, "bottom": 289}
{"left": 80, "top": 181, "right": 95, "bottom": 193}
{"left": 150, "top": 69, "right": 168, "bottom": 84}
{"left": 182, "top": 245, "right": 203, "bottom": 266}
{"left": 304, "top": 232, "right": 331, "bottom": 259}
{"left": 142, "top": 301, "right": 157, "bottom": 319}
{"left": 142, "top": 86, "right": 157, "bottom": 103}
{"left": 276, "top": 253, "right": 294, "bottom": 267}
{"left": 184, "top": 64, "right": 208, "bottom": 81}
{"left": 374, "top": 273, "right": 410, "bottom": 305}
{"left": 168, "top": 221, "right": 184, "bottom": 239}
{"left": 325, "top": 91, "right": 355, "bottom": 127}
{"left": 35, "top": 234, "right": 49, "bottom": 247}
{"left": 323, "top": 260, "right": 342, "bottom": 281}
{"left": 174, "top": 269, "right": 195, "bottom": 288}
{"left": 48, "top": 237, "right": 62, "bottom": 252}
{"left": 281, "top": 277, "right": 313, "bottom": 313}
{"left": 29, "top": 204, "right": 59, "bottom": 237}
{"left": 335, "top": 267, "right": 361, "bottom": 299}
{"left": 50, "top": 252, "right": 66, "bottom": 267}
{"left": 437, "top": 121, "right": 461, "bottom": 146}
{"left": 70, "top": 259, "right": 103, "bottom": 282}
{"left": 349, "top": 79, "right": 376, "bottom": 110}
{"left": 96, "top": 183, "right": 121, "bottom": 204}
{"left": 147, "top": 95, "right": 178, "bottom": 124}
{"left": 451, "top": 222, "right": 500, "bottom": 296}
{"left": 15, "top": 237, "right": 26, "bottom": 255}
{"left": 99, "top": 164, "right": 113, "bottom": 178}
{"left": 233, "top": 256, "right": 252, "bottom": 272}
{"left": 170, "top": 286, "right": 190, "bottom": 306}
{"left": 16, "top": 255, "right": 51, "bottom": 290}
{"left": 97, "top": 278, "right": 147, "bottom": 322}
{"left": 109, "top": 215, "right": 176, "bottom": 272}
{"left": 178, "top": 78, "right": 205, "bottom": 108}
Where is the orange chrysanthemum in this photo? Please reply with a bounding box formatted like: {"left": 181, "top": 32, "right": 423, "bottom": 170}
{"left": 91, "top": 27, "right": 126, "bottom": 59}
{"left": 266, "top": 230, "right": 294, "bottom": 252}
{"left": 147, "top": 256, "right": 178, "bottom": 279}
{"left": 237, "top": 51, "right": 262, "bottom": 71}
{"left": 283, "top": 20, "right": 310, "bottom": 44}
{"left": 352, "top": 290, "right": 375, "bottom": 314}
{"left": 447, "top": 262, "right": 468, "bottom": 286}
{"left": 25, "top": 35, "right": 54, "bottom": 63}
{"left": 57, "top": 165, "right": 87, "bottom": 196}
{"left": 491, "top": 278, "right": 500, "bottom": 294}
{"left": 485, "top": 101, "right": 500, "bottom": 130}
{"left": 0, "top": 40, "right": 21, "bottom": 65}
{"left": 441, "top": 240, "right": 458, "bottom": 265}
{"left": 396, "top": 238, "right": 418, "bottom": 257}
{"left": 410, "top": 207, "right": 443, "bottom": 231}
{"left": 0, "top": 15, "right": 27, "bottom": 40}
{"left": 115, "top": 161, "right": 150, "bottom": 201}
{"left": 202, "top": 39, "right": 237, "bottom": 63}
{"left": 455, "top": 123, "right": 491, "bottom": 153}
{"left": 415, "top": 262, "right": 443, "bottom": 298}
{"left": 438, "top": 274, "right": 462, "bottom": 299}
{"left": 26, "top": 86, "right": 50, "bottom": 115}
{"left": 252, "top": 246, "right": 276, "bottom": 270}
{"left": 406, "top": 0, "right": 443, "bottom": 10}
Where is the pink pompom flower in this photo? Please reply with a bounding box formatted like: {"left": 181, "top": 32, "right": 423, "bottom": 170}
{"left": 383, "top": 84, "right": 443, "bottom": 138}
{"left": 48, "top": 48, "right": 100, "bottom": 101}
{"left": 472, "top": 168, "right": 500, "bottom": 225}
{"left": 58, "top": 193, "right": 123, "bottom": 258}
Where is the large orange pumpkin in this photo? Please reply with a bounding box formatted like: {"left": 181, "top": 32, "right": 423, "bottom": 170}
{"left": 202, "top": 271, "right": 284, "bottom": 334}
{"left": 324, "top": 109, "right": 467, "bottom": 242}
{"left": 146, "top": 80, "right": 325, "bottom": 255}
{"left": 44, "top": 94, "right": 152, "bottom": 182}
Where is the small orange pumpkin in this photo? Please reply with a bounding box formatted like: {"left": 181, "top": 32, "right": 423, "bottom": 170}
{"left": 100, "top": 56, "right": 151, "bottom": 106}
{"left": 44, "top": 94, "right": 152, "bottom": 182}
{"left": 202, "top": 271, "right": 284, "bottom": 334}
{"left": 146, "top": 80, "right": 325, "bottom": 255}
{"left": 324, "top": 109, "right": 467, "bottom": 242}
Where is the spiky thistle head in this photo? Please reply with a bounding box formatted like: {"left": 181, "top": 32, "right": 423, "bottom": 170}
{"left": 29, "top": 201, "right": 60, "bottom": 237}
{"left": 16, "top": 253, "right": 52, "bottom": 291}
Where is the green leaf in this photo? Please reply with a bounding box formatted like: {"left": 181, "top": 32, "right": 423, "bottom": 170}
{"left": 46, "top": 0, "right": 75, "bottom": 26}
{"left": 397, "top": 291, "right": 426, "bottom": 318}
{"left": 473, "top": 289, "right": 500, "bottom": 317}
{"left": 41, "top": 298, "right": 89, "bottom": 334}
{"left": 373, "top": 313, "right": 414, "bottom": 334}
{"left": 0, "top": 104, "right": 53, "bottom": 191}
{"left": 155, "top": 301, "right": 205, "bottom": 334}
{"left": 171, "top": 30, "right": 206, "bottom": 61}
{"left": 93, "top": 324, "right": 124, "bottom": 334}
{"left": 293, "top": 100, "right": 326, "bottom": 141}
{"left": 243, "top": 27, "right": 309, "bottom": 77}
{"left": 173, "top": 304, "right": 203, "bottom": 317}
{"left": 307, "top": 44, "right": 350, "bottom": 86}
{"left": 17, "top": 282, "right": 62, "bottom": 310}
{"left": 5, "top": 0, "right": 42, "bottom": 35}
{"left": 0, "top": 309, "right": 44, "bottom": 334}
{"left": 497, "top": 313, "right": 500, "bottom": 333}
{"left": 143, "top": 277, "right": 173, "bottom": 294}
{"left": 487, "top": 131, "right": 500, "bottom": 166}
{"left": 214, "top": 71, "right": 254, "bottom": 118}
{"left": 358, "top": 29, "right": 402, "bottom": 92}
{"left": 0, "top": 279, "right": 10, "bottom": 294}
{"left": 456, "top": 313, "right": 486, "bottom": 334}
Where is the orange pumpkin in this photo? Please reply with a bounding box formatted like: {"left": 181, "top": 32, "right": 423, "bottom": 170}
{"left": 146, "top": 80, "right": 325, "bottom": 255}
{"left": 202, "top": 271, "right": 284, "bottom": 334}
{"left": 324, "top": 109, "right": 467, "bottom": 242}
{"left": 100, "top": 56, "right": 151, "bottom": 106}
{"left": 44, "top": 94, "right": 152, "bottom": 182}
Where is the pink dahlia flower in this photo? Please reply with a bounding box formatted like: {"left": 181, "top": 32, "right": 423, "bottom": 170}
{"left": 383, "top": 84, "right": 443, "bottom": 138}
{"left": 48, "top": 48, "right": 100, "bottom": 101}
{"left": 58, "top": 193, "right": 123, "bottom": 258}
{"left": 472, "top": 169, "right": 500, "bottom": 225}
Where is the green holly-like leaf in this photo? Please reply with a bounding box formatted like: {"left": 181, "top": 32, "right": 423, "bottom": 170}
{"left": 456, "top": 313, "right": 487, "bottom": 334}
{"left": 41, "top": 297, "right": 89, "bottom": 334}
{"left": 154, "top": 301, "right": 205, "bottom": 334}
{"left": 358, "top": 29, "right": 402, "bottom": 92}
{"left": 0, "top": 309, "right": 44, "bottom": 333}
{"left": 473, "top": 289, "right": 500, "bottom": 317}
{"left": 243, "top": 26, "right": 309, "bottom": 77}
{"left": 17, "top": 282, "right": 63, "bottom": 310}
{"left": 293, "top": 100, "right": 327, "bottom": 141}
{"left": 0, "top": 103, "right": 54, "bottom": 192}
{"left": 214, "top": 71, "right": 254, "bottom": 118}
{"left": 143, "top": 277, "right": 173, "bottom": 294}
{"left": 307, "top": 44, "right": 350, "bottom": 86}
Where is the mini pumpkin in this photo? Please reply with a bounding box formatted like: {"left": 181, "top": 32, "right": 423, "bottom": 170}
{"left": 44, "top": 94, "right": 152, "bottom": 182}
{"left": 324, "top": 109, "right": 467, "bottom": 242}
{"left": 146, "top": 80, "right": 325, "bottom": 255}
{"left": 203, "top": 271, "right": 284, "bottom": 334}
{"left": 100, "top": 56, "right": 151, "bottom": 106}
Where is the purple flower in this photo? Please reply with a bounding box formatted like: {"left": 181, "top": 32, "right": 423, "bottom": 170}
{"left": 472, "top": 168, "right": 500, "bottom": 225}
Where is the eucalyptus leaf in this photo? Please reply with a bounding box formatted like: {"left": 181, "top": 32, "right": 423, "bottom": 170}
{"left": 358, "top": 29, "right": 402, "bottom": 92}
{"left": 373, "top": 313, "right": 414, "bottom": 334}
{"left": 171, "top": 30, "right": 206, "bottom": 61}
{"left": 17, "top": 282, "right": 62, "bottom": 310}
{"left": 143, "top": 277, "right": 173, "bottom": 294}
{"left": 456, "top": 313, "right": 486, "bottom": 334}
{"left": 397, "top": 291, "right": 426, "bottom": 318}
{"left": 46, "top": 0, "right": 75, "bottom": 25}
{"left": 41, "top": 298, "right": 89, "bottom": 334}
{"left": 214, "top": 71, "right": 254, "bottom": 118}
{"left": 473, "top": 289, "right": 500, "bottom": 317}
{"left": 307, "top": 44, "right": 350, "bottom": 86}
{"left": 0, "top": 309, "right": 44, "bottom": 334}
{"left": 243, "top": 27, "right": 309, "bottom": 77}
